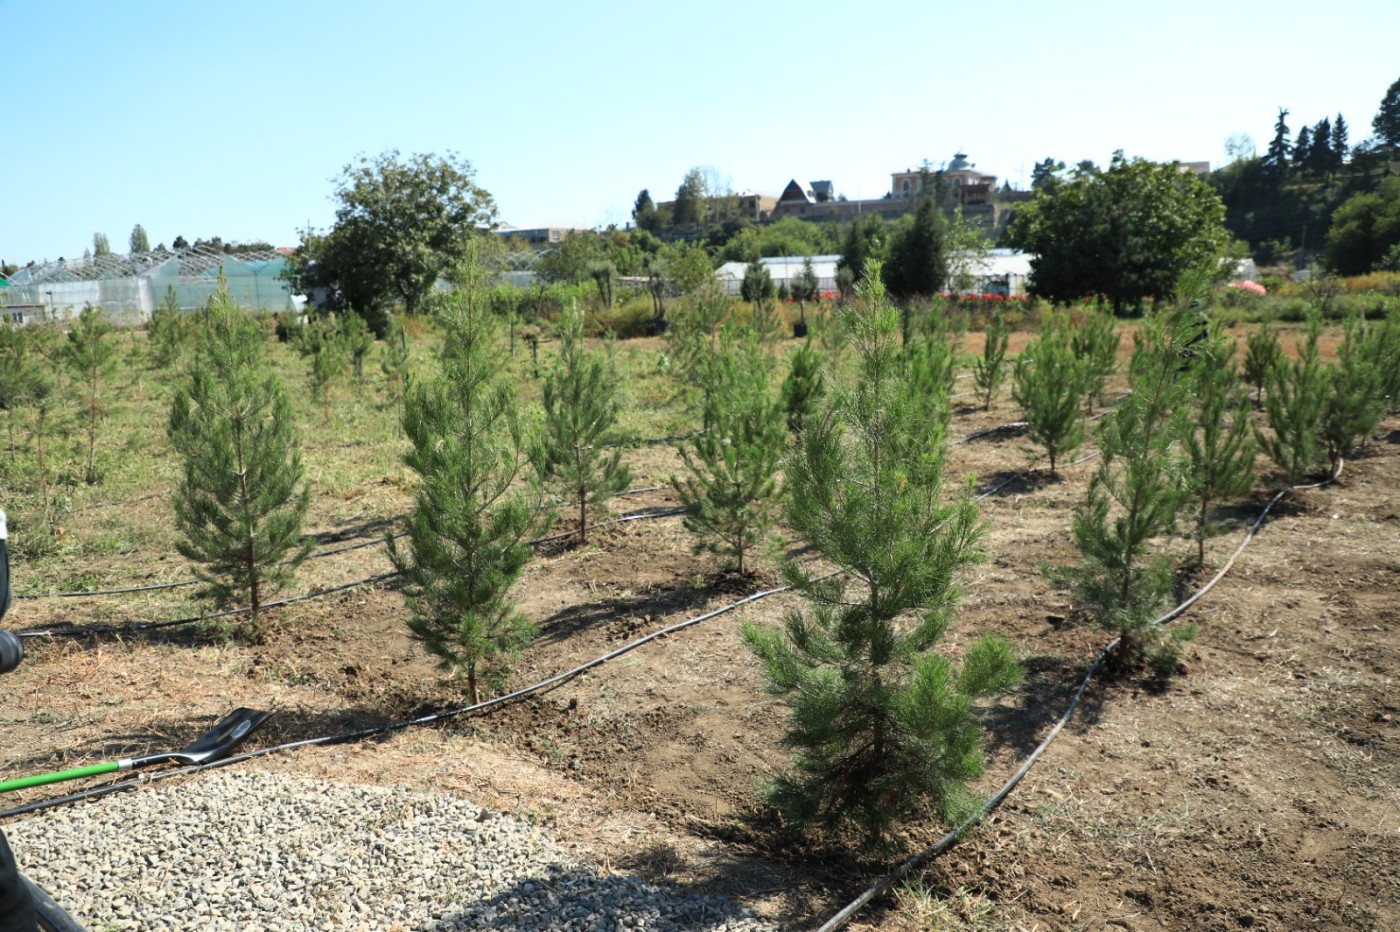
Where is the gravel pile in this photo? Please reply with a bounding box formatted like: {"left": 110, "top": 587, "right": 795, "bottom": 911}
{"left": 7, "top": 771, "right": 779, "bottom": 931}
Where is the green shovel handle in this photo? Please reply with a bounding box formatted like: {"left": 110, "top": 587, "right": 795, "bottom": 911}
{"left": 0, "top": 760, "right": 125, "bottom": 794}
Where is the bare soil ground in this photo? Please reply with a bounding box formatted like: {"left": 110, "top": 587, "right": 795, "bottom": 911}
{"left": 1, "top": 331, "right": 1396, "bottom": 931}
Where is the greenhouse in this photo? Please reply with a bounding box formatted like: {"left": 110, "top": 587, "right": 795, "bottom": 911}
{"left": 1, "top": 244, "right": 301, "bottom": 326}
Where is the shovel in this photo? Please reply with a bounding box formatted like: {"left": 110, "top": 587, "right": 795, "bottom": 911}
{"left": 0, "top": 707, "right": 270, "bottom": 794}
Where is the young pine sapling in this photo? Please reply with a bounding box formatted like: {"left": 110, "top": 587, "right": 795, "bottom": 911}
{"left": 387, "top": 249, "right": 548, "bottom": 703}
{"left": 743, "top": 264, "right": 1020, "bottom": 850}
{"left": 671, "top": 335, "right": 785, "bottom": 575}
{"left": 1012, "top": 313, "right": 1086, "bottom": 475}
{"left": 539, "top": 307, "right": 631, "bottom": 544}
{"left": 168, "top": 279, "right": 311, "bottom": 640}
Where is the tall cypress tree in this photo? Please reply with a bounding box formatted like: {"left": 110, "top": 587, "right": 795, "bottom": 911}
{"left": 743, "top": 263, "right": 1019, "bottom": 848}
{"left": 168, "top": 277, "right": 311, "bottom": 639}
{"left": 539, "top": 307, "right": 630, "bottom": 544}
{"left": 387, "top": 245, "right": 545, "bottom": 702}
{"left": 885, "top": 194, "right": 948, "bottom": 325}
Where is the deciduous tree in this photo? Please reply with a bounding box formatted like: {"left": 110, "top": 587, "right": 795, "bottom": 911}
{"left": 1007, "top": 154, "right": 1228, "bottom": 312}
{"left": 288, "top": 151, "right": 495, "bottom": 330}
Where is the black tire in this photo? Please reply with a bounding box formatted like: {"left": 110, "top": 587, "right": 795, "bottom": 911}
{"left": 23, "top": 877, "right": 85, "bottom": 932}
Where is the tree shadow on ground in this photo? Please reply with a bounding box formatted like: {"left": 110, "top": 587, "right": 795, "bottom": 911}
{"left": 305, "top": 515, "right": 402, "bottom": 546}
{"left": 979, "top": 651, "right": 1111, "bottom": 760}
{"left": 975, "top": 467, "right": 1060, "bottom": 497}
{"left": 534, "top": 572, "right": 770, "bottom": 648}
{"left": 431, "top": 855, "right": 783, "bottom": 931}
{"left": 954, "top": 421, "right": 1028, "bottom": 445}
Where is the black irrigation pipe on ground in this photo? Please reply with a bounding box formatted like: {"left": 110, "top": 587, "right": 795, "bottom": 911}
{"left": 12, "top": 507, "right": 689, "bottom": 642}
{"left": 0, "top": 576, "right": 812, "bottom": 823}
{"left": 0, "top": 466, "right": 1040, "bottom": 821}
{"left": 814, "top": 464, "right": 1342, "bottom": 932}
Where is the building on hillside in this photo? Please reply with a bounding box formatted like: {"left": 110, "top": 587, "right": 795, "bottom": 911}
{"left": 714, "top": 254, "right": 840, "bottom": 297}
{"left": 494, "top": 225, "right": 593, "bottom": 246}
{"left": 891, "top": 153, "right": 997, "bottom": 206}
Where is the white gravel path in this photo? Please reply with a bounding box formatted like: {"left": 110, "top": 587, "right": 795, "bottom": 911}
{"left": 7, "top": 771, "right": 779, "bottom": 931}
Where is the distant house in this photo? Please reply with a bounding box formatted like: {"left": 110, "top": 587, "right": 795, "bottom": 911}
{"left": 891, "top": 153, "right": 997, "bottom": 206}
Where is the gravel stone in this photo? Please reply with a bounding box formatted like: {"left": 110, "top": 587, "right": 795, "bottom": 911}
{"left": 7, "top": 771, "right": 777, "bottom": 931}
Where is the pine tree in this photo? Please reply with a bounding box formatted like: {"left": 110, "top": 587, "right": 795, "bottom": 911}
{"left": 168, "top": 278, "right": 311, "bottom": 639}
{"left": 0, "top": 324, "right": 48, "bottom": 465}
{"left": 93, "top": 232, "right": 111, "bottom": 257}
{"left": 61, "top": 305, "right": 117, "bottom": 484}
{"left": 901, "top": 322, "right": 956, "bottom": 443}
{"left": 1072, "top": 308, "right": 1119, "bottom": 411}
{"left": 539, "top": 307, "right": 630, "bottom": 544}
{"left": 792, "top": 257, "right": 820, "bottom": 330}
{"left": 299, "top": 315, "right": 347, "bottom": 417}
{"left": 380, "top": 311, "right": 412, "bottom": 400}
{"left": 1184, "top": 323, "right": 1256, "bottom": 565}
{"left": 972, "top": 312, "right": 1011, "bottom": 410}
{"left": 1264, "top": 107, "right": 1292, "bottom": 175}
{"left": 1358, "top": 301, "right": 1400, "bottom": 412}
{"left": 1242, "top": 325, "right": 1281, "bottom": 407}
{"left": 780, "top": 339, "right": 825, "bottom": 434}
{"left": 743, "top": 263, "right": 1019, "bottom": 848}
{"left": 1332, "top": 114, "right": 1350, "bottom": 163}
{"left": 387, "top": 247, "right": 544, "bottom": 703}
{"left": 148, "top": 286, "right": 191, "bottom": 372}
{"left": 1012, "top": 313, "right": 1086, "bottom": 474}
{"left": 1063, "top": 297, "right": 1197, "bottom": 673}
{"left": 672, "top": 336, "right": 784, "bottom": 575}
{"left": 1258, "top": 315, "right": 1328, "bottom": 484}
{"left": 1292, "top": 126, "right": 1313, "bottom": 170}
{"left": 339, "top": 311, "right": 374, "bottom": 380}
{"left": 1320, "top": 316, "right": 1387, "bottom": 471}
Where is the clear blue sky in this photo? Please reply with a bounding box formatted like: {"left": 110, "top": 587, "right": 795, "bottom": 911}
{"left": 3, "top": 0, "right": 1397, "bottom": 265}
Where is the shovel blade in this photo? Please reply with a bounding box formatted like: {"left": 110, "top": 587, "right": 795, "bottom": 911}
{"left": 170, "top": 708, "right": 271, "bottom": 765}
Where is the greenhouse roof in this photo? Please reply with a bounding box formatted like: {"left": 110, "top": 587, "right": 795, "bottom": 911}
{"left": 9, "top": 243, "right": 288, "bottom": 286}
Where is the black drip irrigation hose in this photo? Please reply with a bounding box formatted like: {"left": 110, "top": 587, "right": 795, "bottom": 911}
{"left": 1, "top": 461, "right": 1042, "bottom": 821}
{"left": 0, "top": 576, "right": 812, "bottom": 823}
{"left": 813, "top": 463, "right": 1342, "bottom": 932}
{"left": 12, "top": 507, "right": 688, "bottom": 641}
